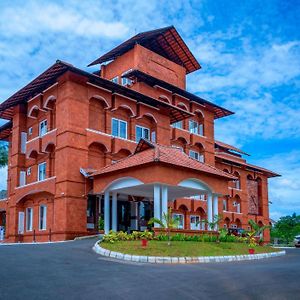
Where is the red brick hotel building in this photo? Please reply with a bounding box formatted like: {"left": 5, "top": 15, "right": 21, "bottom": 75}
{"left": 0, "top": 26, "right": 279, "bottom": 243}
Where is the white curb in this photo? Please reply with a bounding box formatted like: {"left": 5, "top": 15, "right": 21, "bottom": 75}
{"left": 93, "top": 241, "right": 286, "bottom": 264}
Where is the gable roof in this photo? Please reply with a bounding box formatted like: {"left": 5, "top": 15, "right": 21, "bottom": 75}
{"left": 87, "top": 139, "right": 236, "bottom": 180}
{"left": 88, "top": 26, "right": 201, "bottom": 74}
{"left": 0, "top": 60, "right": 193, "bottom": 123}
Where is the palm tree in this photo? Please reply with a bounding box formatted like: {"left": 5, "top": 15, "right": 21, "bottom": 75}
{"left": 148, "top": 208, "right": 180, "bottom": 246}
{"left": 203, "top": 214, "right": 223, "bottom": 231}
{"left": 248, "top": 219, "right": 270, "bottom": 242}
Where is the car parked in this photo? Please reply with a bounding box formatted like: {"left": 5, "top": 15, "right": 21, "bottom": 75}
{"left": 228, "top": 228, "right": 247, "bottom": 237}
{"left": 294, "top": 235, "right": 300, "bottom": 247}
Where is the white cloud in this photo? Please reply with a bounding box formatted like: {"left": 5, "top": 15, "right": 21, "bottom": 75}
{"left": 0, "top": 2, "right": 129, "bottom": 38}
{"left": 252, "top": 150, "right": 300, "bottom": 218}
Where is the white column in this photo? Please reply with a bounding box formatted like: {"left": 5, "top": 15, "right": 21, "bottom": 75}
{"left": 153, "top": 184, "right": 161, "bottom": 227}
{"left": 112, "top": 192, "right": 117, "bottom": 232}
{"left": 104, "top": 191, "right": 110, "bottom": 234}
{"left": 161, "top": 185, "right": 168, "bottom": 218}
{"left": 213, "top": 194, "right": 219, "bottom": 231}
{"left": 207, "top": 193, "right": 213, "bottom": 231}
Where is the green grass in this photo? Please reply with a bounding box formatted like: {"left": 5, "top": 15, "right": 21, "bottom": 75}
{"left": 101, "top": 241, "right": 280, "bottom": 257}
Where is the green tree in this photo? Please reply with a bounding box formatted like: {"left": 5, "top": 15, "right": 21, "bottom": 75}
{"left": 271, "top": 213, "right": 300, "bottom": 244}
{"left": 0, "top": 143, "right": 8, "bottom": 168}
{"left": 148, "top": 208, "right": 180, "bottom": 246}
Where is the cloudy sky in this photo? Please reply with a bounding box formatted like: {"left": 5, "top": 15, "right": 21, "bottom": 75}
{"left": 0, "top": 0, "right": 299, "bottom": 219}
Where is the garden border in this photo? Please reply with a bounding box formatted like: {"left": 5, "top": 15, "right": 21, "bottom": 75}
{"left": 93, "top": 241, "right": 286, "bottom": 264}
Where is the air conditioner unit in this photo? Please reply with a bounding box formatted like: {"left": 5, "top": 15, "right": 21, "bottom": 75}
{"left": 233, "top": 202, "right": 237, "bottom": 207}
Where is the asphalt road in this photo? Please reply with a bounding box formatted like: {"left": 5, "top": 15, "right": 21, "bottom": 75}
{"left": 0, "top": 239, "right": 299, "bottom": 300}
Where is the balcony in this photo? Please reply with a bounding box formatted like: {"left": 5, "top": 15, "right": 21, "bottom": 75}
{"left": 86, "top": 128, "right": 112, "bottom": 152}
{"left": 41, "top": 129, "right": 57, "bottom": 152}
{"left": 111, "top": 136, "right": 137, "bottom": 154}
{"left": 26, "top": 136, "right": 41, "bottom": 158}
{"left": 190, "top": 132, "right": 207, "bottom": 146}
{"left": 171, "top": 127, "right": 190, "bottom": 144}
{"left": 15, "top": 176, "right": 56, "bottom": 203}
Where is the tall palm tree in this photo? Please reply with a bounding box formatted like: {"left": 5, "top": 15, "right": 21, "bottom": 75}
{"left": 148, "top": 208, "right": 180, "bottom": 246}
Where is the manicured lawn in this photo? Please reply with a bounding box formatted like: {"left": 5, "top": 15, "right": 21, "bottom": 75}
{"left": 101, "top": 241, "right": 280, "bottom": 257}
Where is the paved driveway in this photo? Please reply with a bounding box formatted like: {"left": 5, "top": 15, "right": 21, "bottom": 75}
{"left": 0, "top": 239, "right": 299, "bottom": 300}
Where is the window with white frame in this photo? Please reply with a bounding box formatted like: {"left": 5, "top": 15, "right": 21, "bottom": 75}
{"left": 26, "top": 207, "right": 33, "bottom": 231}
{"left": 189, "top": 150, "right": 199, "bottom": 160}
{"left": 173, "top": 213, "right": 184, "bottom": 229}
{"left": 189, "top": 120, "right": 198, "bottom": 134}
{"left": 223, "top": 199, "right": 228, "bottom": 211}
{"left": 38, "top": 162, "right": 47, "bottom": 181}
{"left": 121, "top": 70, "right": 133, "bottom": 86}
{"left": 198, "top": 123, "right": 204, "bottom": 136}
{"left": 135, "top": 125, "right": 150, "bottom": 142}
{"left": 171, "top": 121, "right": 183, "bottom": 129}
{"left": 234, "top": 179, "right": 241, "bottom": 189}
{"left": 190, "top": 215, "right": 200, "bottom": 230}
{"left": 39, "top": 120, "right": 48, "bottom": 137}
{"left": 19, "top": 171, "right": 26, "bottom": 186}
{"left": 151, "top": 131, "right": 156, "bottom": 143}
{"left": 236, "top": 202, "right": 241, "bottom": 213}
{"left": 27, "top": 167, "right": 31, "bottom": 176}
{"left": 111, "top": 76, "right": 119, "bottom": 84}
{"left": 39, "top": 205, "right": 47, "bottom": 230}
{"left": 112, "top": 118, "right": 127, "bottom": 139}
{"left": 28, "top": 127, "right": 33, "bottom": 135}
{"left": 20, "top": 132, "right": 27, "bottom": 154}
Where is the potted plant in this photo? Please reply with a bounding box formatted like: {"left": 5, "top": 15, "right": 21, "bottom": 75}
{"left": 247, "top": 231, "right": 257, "bottom": 254}
{"left": 140, "top": 230, "right": 153, "bottom": 247}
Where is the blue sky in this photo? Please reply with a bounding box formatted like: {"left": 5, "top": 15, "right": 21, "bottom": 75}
{"left": 0, "top": 0, "right": 299, "bottom": 220}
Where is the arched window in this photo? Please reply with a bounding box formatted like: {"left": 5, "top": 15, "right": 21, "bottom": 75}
{"left": 233, "top": 171, "right": 241, "bottom": 189}
{"left": 189, "top": 110, "right": 205, "bottom": 136}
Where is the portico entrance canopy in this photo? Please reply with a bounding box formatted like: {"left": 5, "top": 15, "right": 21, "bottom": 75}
{"left": 82, "top": 139, "right": 236, "bottom": 233}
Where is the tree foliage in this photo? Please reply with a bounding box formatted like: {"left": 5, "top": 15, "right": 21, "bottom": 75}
{"left": 148, "top": 208, "right": 180, "bottom": 246}
{"left": 0, "top": 142, "right": 8, "bottom": 168}
{"left": 271, "top": 213, "right": 300, "bottom": 243}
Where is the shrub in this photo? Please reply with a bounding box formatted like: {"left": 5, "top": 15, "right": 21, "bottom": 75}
{"left": 102, "top": 230, "right": 154, "bottom": 243}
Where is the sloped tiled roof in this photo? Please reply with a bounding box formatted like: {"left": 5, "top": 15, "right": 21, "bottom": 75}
{"left": 88, "top": 26, "right": 201, "bottom": 74}
{"left": 88, "top": 139, "right": 236, "bottom": 180}
{"left": 215, "top": 153, "right": 280, "bottom": 178}
{"left": 215, "top": 140, "right": 250, "bottom": 156}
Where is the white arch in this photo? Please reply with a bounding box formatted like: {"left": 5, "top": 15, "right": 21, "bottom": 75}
{"left": 194, "top": 109, "right": 205, "bottom": 118}
{"left": 116, "top": 104, "right": 136, "bottom": 117}
{"left": 104, "top": 177, "right": 144, "bottom": 192}
{"left": 142, "top": 113, "right": 158, "bottom": 124}
{"left": 28, "top": 105, "right": 39, "bottom": 119}
{"left": 44, "top": 95, "right": 56, "bottom": 110}
{"left": 158, "top": 95, "right": 171, "bottom": 104}
{"left": 178, "top": 178, "right": 213, "bottom": 193}
{"left": 177, "top": 102, "right": 189, "bottom": 111}
{"left": 90, "top": 95, "right": 109, "bottom": 108}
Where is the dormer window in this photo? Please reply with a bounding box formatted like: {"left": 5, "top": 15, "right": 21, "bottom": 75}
{"left": 136, "top": 125, "right": 150, "bottom": 142}
{"left": 111, "top": 76, "right": 119, "bottom": 84}
{"left": 121, "top": 69, "right": 133, "bottom": 86}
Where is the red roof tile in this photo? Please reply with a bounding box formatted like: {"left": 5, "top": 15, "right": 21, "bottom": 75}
{"left": 88, "top": 139, "right": 236, "bottom": 180}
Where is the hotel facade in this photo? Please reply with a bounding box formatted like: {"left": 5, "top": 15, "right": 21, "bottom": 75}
{"left": 0, "top": 26, "right": 279, "bottom": 243}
